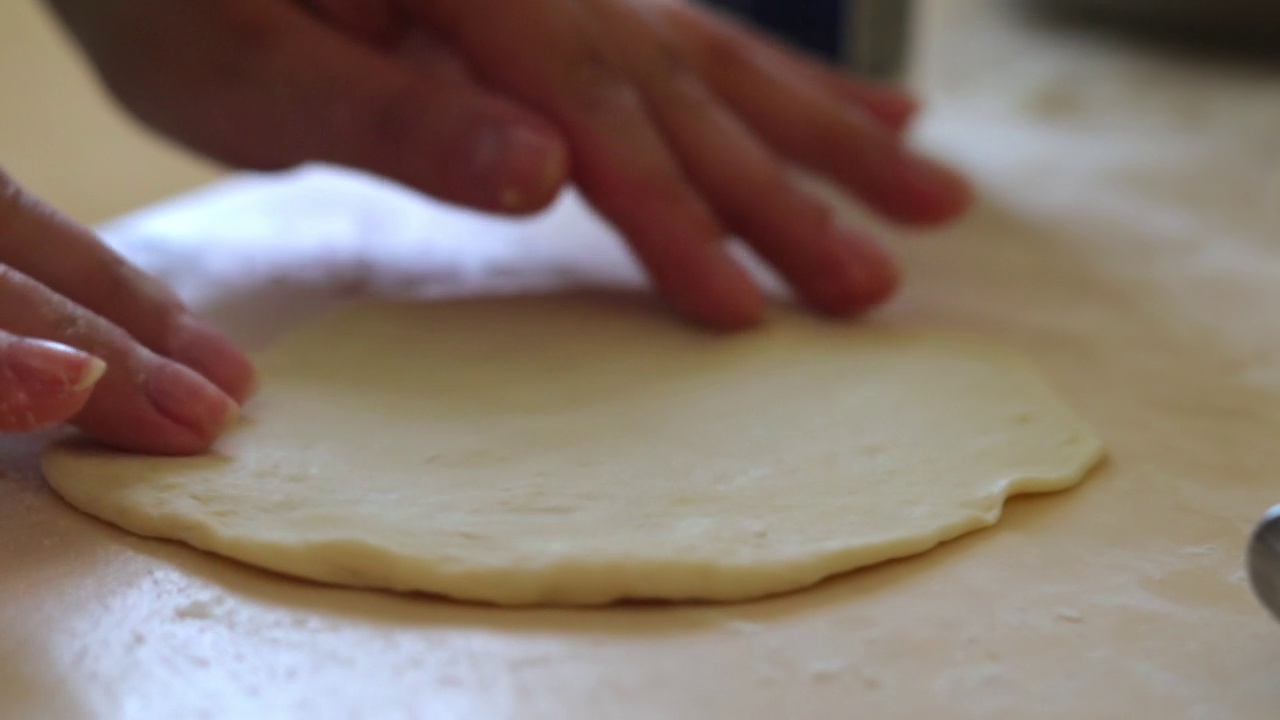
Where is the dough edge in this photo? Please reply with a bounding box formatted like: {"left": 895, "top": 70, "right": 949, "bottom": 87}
{"left": 42, "top": 296, "right": 1107, "bottom": 607}
{"left": 44, "top": 446, "right": 1103, "bottom": 606}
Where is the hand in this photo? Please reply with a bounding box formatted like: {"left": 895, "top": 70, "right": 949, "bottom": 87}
{"left": 48, "top": 0, "right": 972, "bottom": 330}
{"left": 0, "top": 169, "right": 254, "bottom": 453}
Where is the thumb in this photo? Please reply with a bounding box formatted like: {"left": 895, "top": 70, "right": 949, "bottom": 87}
{"left": 0, "top": 334, "right": 106, "bottom": 434}
{"left": 82, "top": 1, "right": 569, "bottom": 214}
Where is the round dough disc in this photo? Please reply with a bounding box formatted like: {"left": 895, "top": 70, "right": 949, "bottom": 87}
{"left": 44, "top": 296, "right": 1104, "bottom": 606}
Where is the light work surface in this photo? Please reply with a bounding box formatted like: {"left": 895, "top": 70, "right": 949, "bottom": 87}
{"left": 3, "top": 2, "right": 1280, "bottom": 718}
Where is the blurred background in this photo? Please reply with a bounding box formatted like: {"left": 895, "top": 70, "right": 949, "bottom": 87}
{"left": 2, "top": 0, "right": 1277, "bottom": 225}
{"left": 0, "top": 1, "right": 222, "bottom": 224}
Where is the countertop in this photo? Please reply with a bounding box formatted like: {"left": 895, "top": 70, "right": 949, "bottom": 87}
{"left": 3, "top": 2, "right": 1280, "bottom": 718}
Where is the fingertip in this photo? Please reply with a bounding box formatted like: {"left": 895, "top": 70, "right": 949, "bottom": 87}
{"left": 169, "top": 317, "right": 258, "bottom": 403}
{"left": 494, "top": 125, "right": 571, "bottom": 214}
{"left": 909, "top": 160, "right": 975, "bottom": 225}
{"left": 697, "top": 296, "right": 766, "bottom": 332}
{"left": 0, "top": 339, "right": 105, "bottom": 433}
{"left": 857, "top": 86, "right": 920, "bottom": 135}
{"left": 5, "top": 339, "right": 106, "bottom": 392}
{"left": 269, "top": 20, "right": 571, "bottom": 218}
{"left": 71, "top": 358, "right": 238, "bottom": 456}
{"left": 144, "top": 360, "right": 240, "bottom": 450}
{"left": 72, "top": 356, "right": 109, "bottom": 392}
{"left": 77, "top": 355, "right": 242, "bottom": 455}
{"left": 668, "top": 256, "right": 767, "bottom": 332}
{"left": 874, "top": 154, "right": 976, "bottom": 227}
{"left": 850, "top": 245, "right": 901, "bottom": 309}
{"left": 471, "top": 122, "right": 570, "bottom": 215}
{"left": 804, "top": 230, "right": 901, "bottom": 317}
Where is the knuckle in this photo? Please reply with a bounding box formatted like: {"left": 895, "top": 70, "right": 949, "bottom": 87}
{"left": 79, "top": 257, "right": 187, "bottom": 343}
{"left": 789, "top": 190, "right": 836, "bottom": 231}
{"left": 647, "top": 37, "right": 694, "bottom": 87}
{"left": 110, "top": 259, "right": 180, "bottom": 314}
{"left": 642, "top": 42, "right": 707, "bottom": 110}
{"left": 364, "top": 80, "right": 430, "bottom": 153}
{"left": 561, "top": 50, "right": 644, "bottom": 121}
{"left": 0, "top": 264, "right": 24, "bottom": 295}
{"left": 0, "top": 263, "right": 138, "bottom": 359}
{"left": 697, "top": 22, "right": 754, "bottom": 77}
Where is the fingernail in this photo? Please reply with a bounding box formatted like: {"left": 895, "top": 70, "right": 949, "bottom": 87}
{"left": 146, "top": 361, "right": 239, "bottom": 439}
{"left": 71, "top": 356, "right": 107, "bottom": 391}
{"left": 481, "top": 125, "right": 566, "bottom": 212}
{"left": 7, "top": 339, "right": 107, "bottom": 392}
{"left": 170, "top": 317, "right": 257, "bottom": 403}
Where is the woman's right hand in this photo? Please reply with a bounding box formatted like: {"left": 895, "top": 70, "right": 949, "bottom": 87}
{"left": 47, "top": 0, "right": 971, "bottom": 332}
{"left": 0, "top": 167, "right": 254, "bottom": 454}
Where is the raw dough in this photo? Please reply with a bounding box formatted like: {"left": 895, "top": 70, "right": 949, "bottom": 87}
{"left": 43, "top": 295, "right": 1104, "bottom": 606}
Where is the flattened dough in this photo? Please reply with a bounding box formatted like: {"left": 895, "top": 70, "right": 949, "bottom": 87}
{"left": 44, "top": 296, "right": 1104, "bottom": 606}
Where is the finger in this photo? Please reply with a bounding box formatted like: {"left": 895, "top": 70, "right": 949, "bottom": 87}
{"left": 0, "top": 169, "right": 255, "bottom": 403}
{"left": 301, "top": 4, "right": 479, "bottom": 88}
{"left": 412, "top": 1, "right": 765, "bottom": 328}
{"left": 592, "top": 3, "right": 897, "bottom": 315}
{"left": 392, "top": 27, "right": 477, "bottom": 85}
{"left": 0, "top": 333, "right": 105, "bottom": 433}
{"left": 644, "top": 72, "right": 899, "bottom": 315}
{"left": 824, "top": 82, "right": 920, "bottom": 137}
{"left": 95, "top": 1, "right": 569, "bottom": 215}
{"left": 664, "top": 3, "right": 972, "bottom": 226}
{"left": 546, "top": 72, "right": 765, "bottom": 329}
{"left": 0, "top": 266, "right": 237, "bottom": 454}
{"left": 666, "top": 3, "right": 919, "bottom": 133}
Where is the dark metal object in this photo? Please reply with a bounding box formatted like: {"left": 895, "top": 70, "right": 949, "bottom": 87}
{"left": 700, "top": 0, "right": 915, "bottom": 81}
{"left": 1249, "top": 505, "right": 1280, "bottom": 624}
{"left": 1022, "top": 0, "right": 1280, "bottom": 52}
{"left": 842, "top": 0, "right": 914, "bottom": 81}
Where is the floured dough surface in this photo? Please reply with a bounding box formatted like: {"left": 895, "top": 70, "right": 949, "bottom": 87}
{"left": 43, "top": 296, "right": 1103, "bottom": 606}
